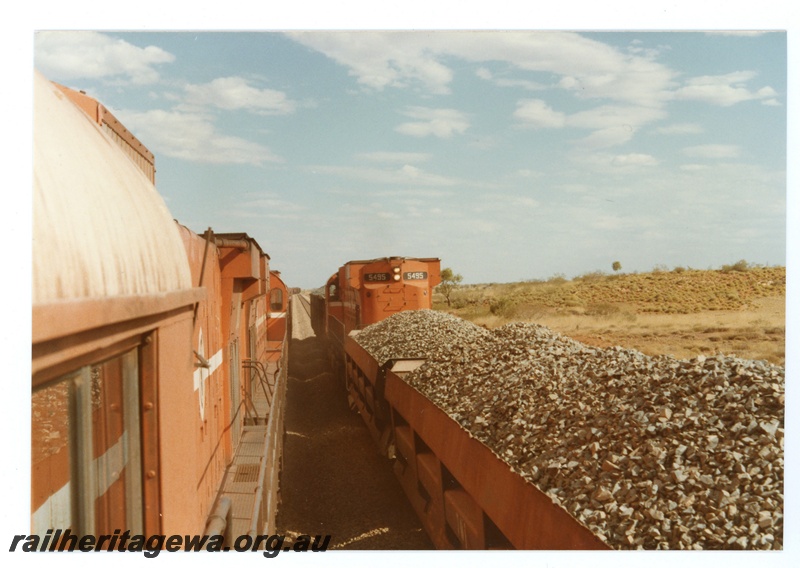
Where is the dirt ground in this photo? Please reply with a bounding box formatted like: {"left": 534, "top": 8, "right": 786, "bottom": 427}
{"left": 537, "top": 296, "right": 785, "bottom": 365}
{"left": 447, "top": 267, "right": 785, "bottom": 366}
{"left": 275, "top": 297, "right": 432, "bottom": 549}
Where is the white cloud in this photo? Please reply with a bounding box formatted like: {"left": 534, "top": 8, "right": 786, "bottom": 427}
{"left": 626, "top": 40, "right": 668, "bottom": 59}
{"left": 395, "top": 107, "right": 470, "bottom": 138}
{"left": 673, "top": 71, "right": 778, "bottom": 106}
{"left": 286, "top": 32, "right": 454, "bottom": 94}
{"left": 514, "top": 99, "right": 666, "bottom": 149}
{"left": 117, "top": 109, "right": 282, "bottom": 165}
{"left": 513, "top": 99, "right": 566, "bottom": 128}
{"left": 611, "top": 153, "right": 659, "bottom": 167}
{"left": 314, "top": 164, "right": 459, "bottom": 187}
{"left": 477, "top": 67, "right": 546, "bottom": 91}
{"left": 497, "top": 78, "right": 548, "bottom": 90}
{"left": 34, "top": 31, "right": 174, "bottom": 85}
{"left": 476, "top": 67, "right": 493, "bottom": 80}
{"left": 567, "top": 104, "right": 666, "bottom": 130}
{"left": 655, "top": 123, "right": 704, "bottom": 135}
{"left": 357, "top": 151, "right": 431, "bottom": 163}
{"left": 756, "top": 86, "right": 779, "bottom": 98}
{"left": 516, "top": 102, "right": 666, "bottom": 148}
{"left": 468, "top": 32, "right": 674, "bottom": 107}
{"left": 577, "top": 126, "right": 636, "bottom": 149}
{"left": 683, "top": 144, "right": 742, "bottom": 159}
{"left": 572, "top": 151, "right": 659, "bottom": 172}
{"left": 287, "top": 31, "right": 676, "bottom": 107}
{"left": 182, "top": 77, "right": 296, "bottom": 115}
{"left": 239, "top": 193, "right": 306, "bottom": 212}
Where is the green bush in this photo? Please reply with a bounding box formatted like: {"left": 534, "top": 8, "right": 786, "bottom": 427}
{"left": 721, "top": 259, "right": 751, "bottom": 272}
{"left": 489, "top": 297, "right": 518, "bottom": 317}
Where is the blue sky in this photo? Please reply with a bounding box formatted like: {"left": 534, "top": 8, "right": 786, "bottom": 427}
{"left": 32, "top": 28, "right": 787, "bottom": 289}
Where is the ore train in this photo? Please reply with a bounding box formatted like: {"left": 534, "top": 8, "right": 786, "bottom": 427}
{"left": 31, "top": 71, "right": 289, "bottom": 543}
{"left": 311, "top": 260, "right": 609, "bottom": 550}
{"left": 310, "top": 257, "right": 441, "bottom": 369}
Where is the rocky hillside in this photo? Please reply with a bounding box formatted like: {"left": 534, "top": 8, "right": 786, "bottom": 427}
{"left": 446, "top": 266, "right": 785, "bottom": 316}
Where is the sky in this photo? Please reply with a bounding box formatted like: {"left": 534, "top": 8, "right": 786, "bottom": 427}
{"left": 30, "top": 25, "right": 788, "bottom": 290}
{"left": 3, "top": 2, "right": 798, "bottom": 567}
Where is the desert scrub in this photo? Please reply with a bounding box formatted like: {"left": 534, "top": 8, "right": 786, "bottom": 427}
{"left": 512, "top": 302, "right": 552, "bottom": 320}
{"left": 585, "top": 302, "right": 621, "bottom": 317}
{"left": 489, "top": 296, "right": 519, "bottom": 317}
{"left": 440, "top": 266, "right": 785, "bottom": 318}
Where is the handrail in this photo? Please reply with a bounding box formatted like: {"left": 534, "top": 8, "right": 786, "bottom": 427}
{"left": 243, "top": 359, "right": 274, "bottom": 407}
{"left": 243, "top": 392, "right": 259, "bottom": 423}
{"left": 204, "top": 496, "right": 232, "bottom": 542}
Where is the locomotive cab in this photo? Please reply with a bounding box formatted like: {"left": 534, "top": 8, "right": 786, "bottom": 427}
{"left": 355, "top": 257, "right": 441, "bottom": 327}
{"left": 315, "top": 257, "right": 440, "bottom": 378}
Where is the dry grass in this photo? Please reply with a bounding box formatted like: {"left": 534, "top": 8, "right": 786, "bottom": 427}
{"left": 435, "top": 267, "right": 785, "bottom": 365}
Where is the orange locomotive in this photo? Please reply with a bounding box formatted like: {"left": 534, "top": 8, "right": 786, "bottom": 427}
{"left": 31, "top": 71, "right": 289, "bottom": 544}
{"left": 313, "top": 257, "right": 441, "bottom": 367}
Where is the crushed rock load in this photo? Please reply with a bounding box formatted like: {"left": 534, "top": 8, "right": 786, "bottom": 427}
{"left": 355, "top": 313, "right": 784, "bottom": 550}
{"left": 353, "top": 309, "right": 492, "bottom": 366}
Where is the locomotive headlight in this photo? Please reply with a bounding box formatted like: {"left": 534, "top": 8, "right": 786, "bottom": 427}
{"left": 392, "top": 267, "right": 401, "bottom": 274}
{"left": 393, "top": 274, "right": 401, "bottom": 281}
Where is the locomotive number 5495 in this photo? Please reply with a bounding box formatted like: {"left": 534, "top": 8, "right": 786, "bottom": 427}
{"left": 403, "top": 272, "right": 427, "bottom": 280}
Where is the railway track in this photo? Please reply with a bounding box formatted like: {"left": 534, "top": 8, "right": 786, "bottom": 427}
{"left": 277, "top": 291, "right": 431, "bottom": 548}
{"left": 295, "top": 293, "right": 311, "bottom": 319}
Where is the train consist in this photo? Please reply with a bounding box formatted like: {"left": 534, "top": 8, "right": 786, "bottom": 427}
{"left": 310, "top": 260, "right": 607, "bottom": 550}
{"left": 31, "top": 71, "right": 289, "bottom": 542}
{"left": 311, "top": 259, "right": 784, "bottom": 550}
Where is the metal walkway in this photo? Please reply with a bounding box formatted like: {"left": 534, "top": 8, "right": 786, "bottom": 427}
{"left": 211, "top": 343, "right": 287, "bottom": 539}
